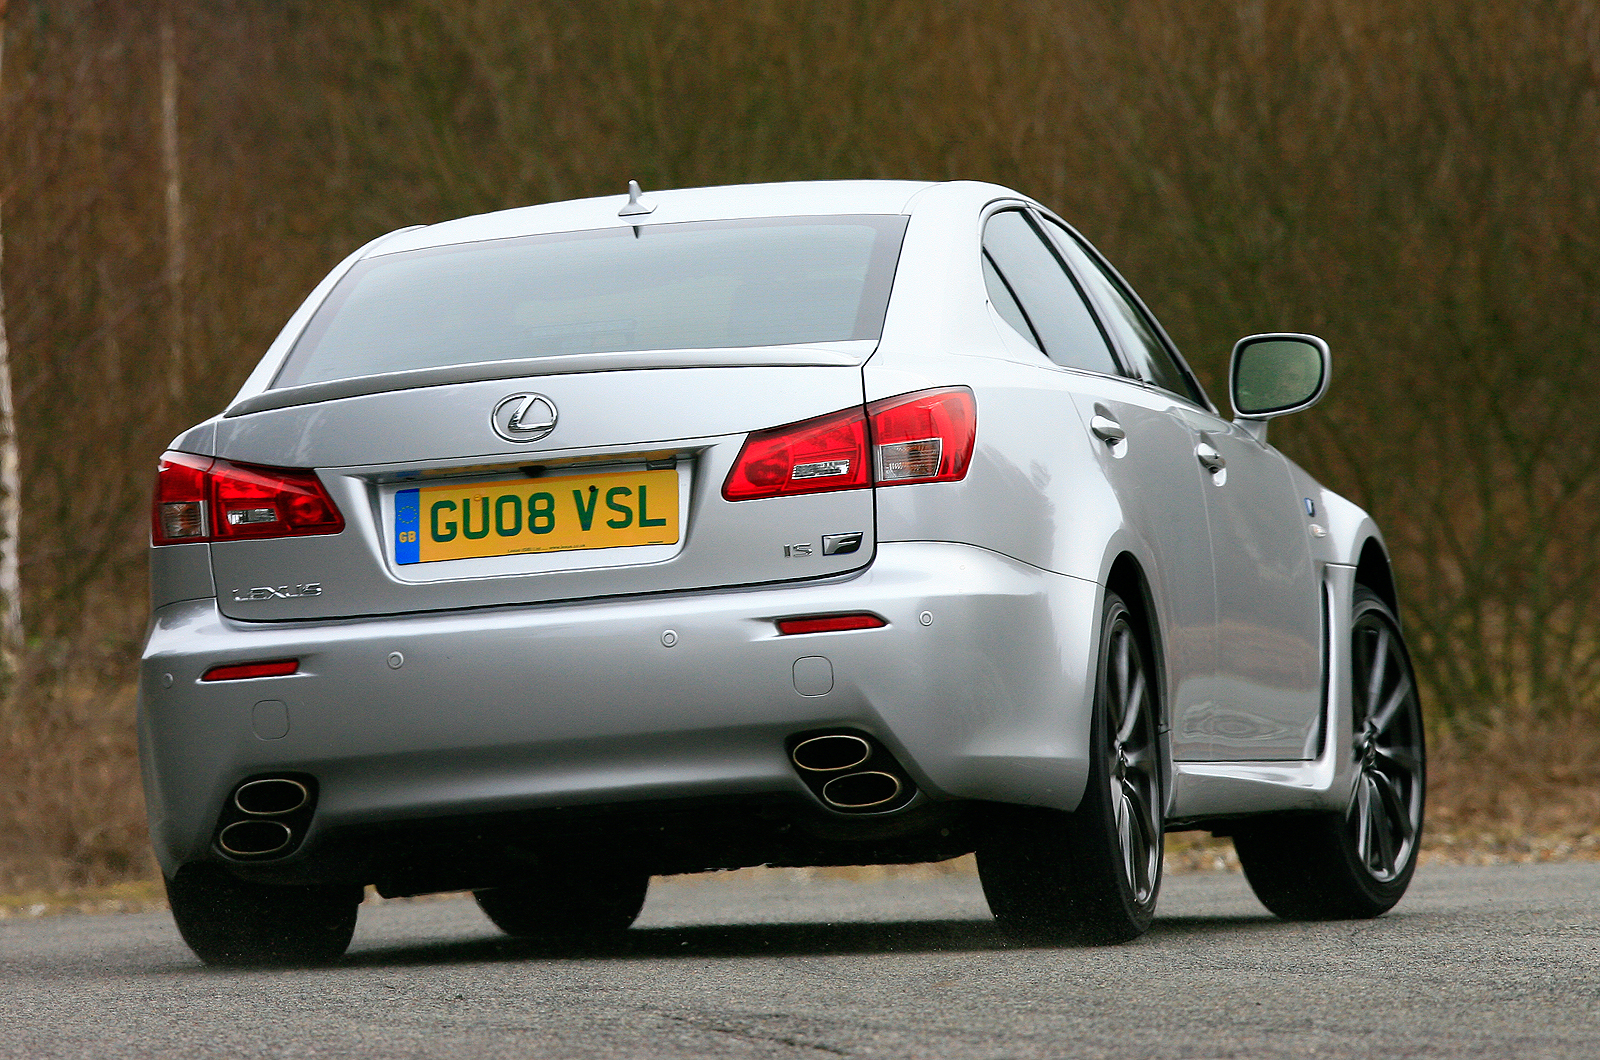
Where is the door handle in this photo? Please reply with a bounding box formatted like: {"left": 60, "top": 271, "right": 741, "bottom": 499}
{"left": 1196, "top": 442, "right": 1226, "bottom": 473}
{"left": 1090, "top": 415, "right": 1126, "bottom": 444}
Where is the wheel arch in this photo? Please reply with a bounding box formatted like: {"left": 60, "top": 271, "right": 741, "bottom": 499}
{"left": 1104, "top": 552, "right": 1166, "bottom": 730}
{"left": 1105, "top": 551, "right": 1154, "bottom": 637}
{"left": 1354, "top": 538, "right": 1399, "bottom": 615}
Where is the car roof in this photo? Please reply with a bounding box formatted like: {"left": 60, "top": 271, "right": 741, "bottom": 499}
{"left": 373, "top": 180, "right": 944, "bottom": 256}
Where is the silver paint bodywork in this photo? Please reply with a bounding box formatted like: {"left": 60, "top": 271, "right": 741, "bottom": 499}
{"left": 141, "top": 179, "right": 1397, "bottom": 883}
{"left": 143, "top": 541, "right": 1097, "bottom": 873}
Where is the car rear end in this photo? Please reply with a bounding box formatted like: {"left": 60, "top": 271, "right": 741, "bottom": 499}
{"left": 139, "top": 182, "right": 1094, "bottom": 896}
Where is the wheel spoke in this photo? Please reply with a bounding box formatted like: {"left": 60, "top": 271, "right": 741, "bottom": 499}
{"left": 1113, "top": 629, "right": 1132, "bottom": 710}
{"left": 1367, "top": 778, "right": 1397, "bottom": 872}
{"left": 1375, "top": 743, "right": 1421, "bottom": 777}
{"left": 1118, "top": 667, "right": 1147, "bottom": 745}
{"left": 1373, "top": 769, "right": 1415, "bottom": 845}
{"left": 1124, "top": 778, "right": 1157, "bottom": 852}
{"left": 1352, "top": 773, "right": 1373, "bottom": 865}
{"left": 1126, "top": 824, "right": 1149, "bottom": 897}
{"left": 1115, "top": 788, "right": 1135, "bottom": 881}
{"left": 1368, "top": 671, "right": 1413, "bottom": 738}
{"left": 1119, "top": 782, "right": 1155, "bottom": 899}
{"left": 1363, "top": 625, "right": 1389, "bottom": 722}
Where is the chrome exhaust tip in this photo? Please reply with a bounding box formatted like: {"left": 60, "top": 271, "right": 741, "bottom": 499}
{"left": 218, "top": 819, "right": 294, "bottom": 858}
{"left": 214, "top": 773, "right": 318, "bottom": 861}
{"left": 234, "top": 777, "right": 310, "bottom": 817}
{"left": 821, "top": 771, "right": 904, "bottom": 810}
{"left": 786, "top": 729, "right": 917, "bottom": 813}
{"left": 791, "top": 734, "right": 872, "bottom": 773}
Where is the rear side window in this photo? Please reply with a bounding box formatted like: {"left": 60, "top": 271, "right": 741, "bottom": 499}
{"left": 981, "top": 252, "right": 1039, "bottom": 349}
{"left": 981, "top": 210, "right": 1120, "bottom": 376}
{"left": 1040, "top": 218, "right": 1204, "bottom": 405}
{"left": 274, "top": 215, "right": 909, "bottom": 388}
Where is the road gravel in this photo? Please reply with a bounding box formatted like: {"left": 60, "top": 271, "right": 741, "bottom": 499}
{"left": 2, "top": 861, "right": 1597, "bottom": 1059}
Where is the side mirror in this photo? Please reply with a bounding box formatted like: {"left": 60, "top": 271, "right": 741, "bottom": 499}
{"left": 1229, "top": 333, "right": 1331, "bottom": 442}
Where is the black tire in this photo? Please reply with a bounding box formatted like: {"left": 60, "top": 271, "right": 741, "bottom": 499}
{"left": 165, "top": 864, "right": 361, "bottom": 967}
{"left": 1233, "top": 587, "right": 1426, "bottom": 919}
{"left": 473, "top": 864, "right": 650, "bottom": 940}
{"left": 977, "top": 590, "right": 1164, "bottom": 945}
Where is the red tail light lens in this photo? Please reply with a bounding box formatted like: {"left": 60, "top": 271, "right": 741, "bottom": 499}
{"left": 152, "top": 451, "right": 345, "bottom": 545}
{"left": 201, "top": 659, "right": 300, "bottom": 682}
{"left": 721, "top": 406, "right": 871, "bottom": 501}
{"left": 868, "top": 387, "right": 976, "bottom": 486}
{"left": 209, "top": 460, "right": 344, "bottom": 540}
{"left": 722, "top": 387, "right": 976, "bottom": 501}
{"left": 775, "top": 613, "right": 888, "bottom": 635}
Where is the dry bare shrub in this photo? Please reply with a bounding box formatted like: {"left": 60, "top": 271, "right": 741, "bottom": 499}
{"left": 1425, "top": 710, "right": 1600, "bottom": 862}
{"left": 0, "top": 663, "right": 149, "bottom": 892}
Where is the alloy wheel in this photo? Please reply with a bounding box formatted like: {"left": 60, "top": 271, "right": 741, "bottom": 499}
{"left": 1347, "top": 604, "right": 1425, "bottom": 883}
{"left": 1105, "top": 615, "right": 1161, "bottom": 906}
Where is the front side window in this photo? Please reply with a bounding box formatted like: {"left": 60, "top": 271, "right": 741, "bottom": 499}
{"left": 981, "top": 209, "right": 1120, "bottom": 376}
{"left": 275, "top": 215, "right": 909, "bottom": 388}
{"left": 1040, "top": 217, "right": 1204, "bottom": 405}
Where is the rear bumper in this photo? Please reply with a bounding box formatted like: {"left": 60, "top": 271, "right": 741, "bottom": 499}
{"left": 139, "top": 541, "right": 1099, "bottom": 879}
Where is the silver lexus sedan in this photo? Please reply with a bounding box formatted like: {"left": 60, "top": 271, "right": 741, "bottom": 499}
{"left": 141, "top": 180, "right": 1424, "bottom": 965}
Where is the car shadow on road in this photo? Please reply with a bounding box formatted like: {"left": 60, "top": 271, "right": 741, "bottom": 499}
{"left": 337, "top": 911, "right": 1288, "bottom": 968}
{"left": 1148, "top": 914, "right": 1287, "bottom": 936}
{"left": 341, "top": 917, "right": 1020, "bottom": 967}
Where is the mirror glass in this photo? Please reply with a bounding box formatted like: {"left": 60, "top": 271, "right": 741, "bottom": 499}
{"left": 1233, "top": 338, "right": 1325, "bottom": 417}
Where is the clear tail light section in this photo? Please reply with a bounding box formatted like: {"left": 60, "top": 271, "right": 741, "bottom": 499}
{"left": 868, "top": 387, "right": 976, "bottom": 485}
{"left": 152, "top": 451, "right": 345, "bottom": 545}
{"left": 154, "top": 452, "right": 212, "bottom": 542}
{"left": 722, "top": 387, "right": 975, "bottom": 501}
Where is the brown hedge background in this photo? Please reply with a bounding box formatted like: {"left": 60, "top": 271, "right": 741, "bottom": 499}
{"left": 2, "top": 0, "right": 1596, "bottom": 890}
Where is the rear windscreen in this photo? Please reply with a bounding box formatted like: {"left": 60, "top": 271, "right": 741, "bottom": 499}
{"left": 273, "top": 215, "right": 908, "bottom": 388}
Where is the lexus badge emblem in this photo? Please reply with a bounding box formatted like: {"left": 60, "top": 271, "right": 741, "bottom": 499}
{"left": 490, "top": 393, "right": 559, "bottom": 443}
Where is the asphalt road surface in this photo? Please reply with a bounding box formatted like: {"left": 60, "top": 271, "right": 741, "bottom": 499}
{"left": 3, "top": 861, "right": 1597, "bottom": 1059}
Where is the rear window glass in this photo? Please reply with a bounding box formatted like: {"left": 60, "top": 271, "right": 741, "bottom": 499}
{"left": 273, "top": 215, "right": 909, "bottom": 388}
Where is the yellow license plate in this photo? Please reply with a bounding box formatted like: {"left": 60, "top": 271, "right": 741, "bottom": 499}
{"left": 394, "top": 469, "right": 679, "bottom": 564}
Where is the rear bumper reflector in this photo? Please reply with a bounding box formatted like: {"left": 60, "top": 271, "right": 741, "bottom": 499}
{"left": 775, "top": 613, "right": 888, "bottom": 635}
{"left": 201, "top": 659, "right": 300, "bottom": 682}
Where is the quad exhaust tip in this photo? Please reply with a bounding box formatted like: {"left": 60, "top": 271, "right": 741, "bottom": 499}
{"left": 820, "top": 770, "right": 903, "bottom": 810}
{"left": 787, "top": 730, "right": 916, "bottom": 814}
{"left": 218, "top": 819, "right": 294, "bottom": 858}
{"left": 233, "top": 777, "right": 309, "bottom": 817}
{"left": 791, "top": 734, "right": 872, "bottom": 773}
{"left": 214, "top": 774, "right": 317, "bottom": 861}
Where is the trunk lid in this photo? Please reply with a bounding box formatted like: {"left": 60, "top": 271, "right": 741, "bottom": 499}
{"left": 206, "top": 363, "right": 875, "bottom": 621}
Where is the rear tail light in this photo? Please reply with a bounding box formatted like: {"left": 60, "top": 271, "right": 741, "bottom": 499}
{"left": 210, "top": 460, "right": 344, "bottom": 540}
{"left": 155, "top": 452, "right": 212, "bottom": 542}
{"left": 868, "top": 387, "right": 976, "bottom": 485}
{"left": 152, "top": 451, "right": 345, "bottom": 545}
{"left": 722, "top": 387, "right": 976, "bottom": 501}
{"left": 722, "top": 406, "right": 871, "bottom": 501}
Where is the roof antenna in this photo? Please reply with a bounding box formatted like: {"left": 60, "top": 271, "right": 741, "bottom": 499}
{"left": 618, "top": 179, "right": 656, "bottom": 217}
